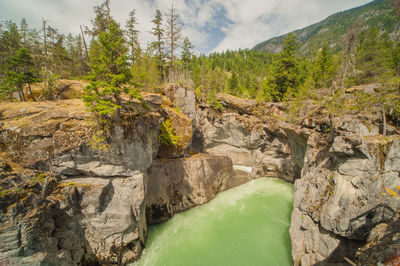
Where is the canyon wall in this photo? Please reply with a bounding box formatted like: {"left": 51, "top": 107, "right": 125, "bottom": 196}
{"left": 194, "top": 94, "right": 400, "bottom": 265}
{"left": 0, "top": 87, "right": 249, "bottom": 265}
{"left": 1, "top": 86, "right": 399, "bottom": 265}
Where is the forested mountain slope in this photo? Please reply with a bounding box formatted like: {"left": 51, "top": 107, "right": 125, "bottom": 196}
{"left": 253, "top": 0, "right": 400, "bottom": 55}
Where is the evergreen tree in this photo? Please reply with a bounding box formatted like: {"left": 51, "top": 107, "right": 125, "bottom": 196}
{"left": 270, "top": 33, "right": 300, "bottom": 101}
{"left": 351, "top": 27, "right": 391, "bottom": 84}
{"left": 313, "top": 42, "right": 336, "bottom": 88}
{"left": 130, "top": 49, "right": 161, "bottom": 88}
{"left": 126, "top": 9, "right": 140, "bottom": 63}
{"left": 227, "top": 72, "right": 239, "bottom": 96}
{"left": 181, "top": 37, "right": 193, "bottom": 63}
{"left": 0, "top": 21, "right": 21, "bottom": 55}
{"left": 392, "top": 41, "right": 400, "bottom": 74}
{"left": 1, "top": 48, "right": 39, "bottom": 101}
{"left": 20, "top": 18, "right": 28, "bottom": 45}
{"left": 151, "top": 10, "right": 166, "bottom": 80}
{"left": 83, "top": 18, "right": 137, "bottom": 118}
{"left": 90, "top": 0, "right": 112, "bottom": 37}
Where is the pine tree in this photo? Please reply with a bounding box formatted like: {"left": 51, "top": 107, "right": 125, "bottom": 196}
{"left": 313, "top": 42, "right": 336, "bottom": 88}
{"left": 126, "top": 9, "right": 140, "bottom": 63}
{"left": 151, "top": 10, "right": 166, "bottom": 80}
{"left": 181, "top": 37, "right": 193, "bottom": 63}
{"left": 130, "top": 49, "right": 161, "bottom": 88}
{"left": 83, "top": 18, "right": 132, "bottom": 118}
{"left": 0, "top": 21, "right": 21, "bottom": 55}
{"left": 20, "top": 18, "right": 28, "bottom": 46}
{"left": 1, "top": 48, "right": 39, "bottom": 101}
{"left": 352, "top": 27, "right": 391, "bottom": 84}
{"left": 90, "top": 0, "right": 112, "bottom": 37}
{"left": 270, "top": 33, "right": 300, "bottom": 101}
{"left": 227, "top": 72, "right": 239, "bottom": 96}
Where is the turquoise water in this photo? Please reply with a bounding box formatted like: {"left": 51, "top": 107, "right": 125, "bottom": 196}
{"left": 135, "top": 178, "right": 293, "bottom": 266}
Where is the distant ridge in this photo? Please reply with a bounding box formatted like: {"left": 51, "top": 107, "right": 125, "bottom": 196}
{"left": 253, "top": 0, "right": 400, "bottom": 55}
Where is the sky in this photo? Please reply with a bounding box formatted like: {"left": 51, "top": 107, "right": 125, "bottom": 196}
{"left": 0, "top": 0, "right": 372, "bottom": 54}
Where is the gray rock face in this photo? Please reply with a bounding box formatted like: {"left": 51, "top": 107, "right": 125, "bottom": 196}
{"left": 290, "top": 133, "right": 400, "bottom": 265}
{"left": 163, "top": 84, "right": 197, "bottom": 123}
{"left": 2, "top": 92, "right": 399, "bottom": 265}
{"left": 146, "top": 154, "right": 245, "bottom": 224}
{"left": 0, "top": 101, "right": 162, "bottom": 265}
{"left": 1, "top": 96, "right": 246, "bottom": 265}
{"left": 193, "top": 94, "right": 400, "bottom": 265}
{"left": 50, "top": 116, "right": 161, "bottom": 178}
{"left": 57, "top": 175, "right": 147, "bottom": 264}
{"left": 355, "top": 217, "right": 400, "bottom": 265}
{"left": 194, "top": 106, "right": 303, "bottom": 182}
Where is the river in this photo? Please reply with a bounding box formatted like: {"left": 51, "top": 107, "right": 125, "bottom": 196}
{"left": 134, "top": 178, "right": 293, "bottom": 266}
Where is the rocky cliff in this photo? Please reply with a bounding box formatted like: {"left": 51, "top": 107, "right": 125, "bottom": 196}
{"left": 0, "top": 86, "right": 247, "bottom": 265}
{"left": 193, "top": 93, "right": 400, "bottom": 265}
{"left": 1, "top": 84, "right": 399, "bottom": 265}
{"left": 0, "top": 99, "right": 161, "bottom": 265}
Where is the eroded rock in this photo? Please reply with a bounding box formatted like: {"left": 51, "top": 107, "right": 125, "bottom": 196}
{"left": 146, "top": 153, "right": 242, "bottom": 224}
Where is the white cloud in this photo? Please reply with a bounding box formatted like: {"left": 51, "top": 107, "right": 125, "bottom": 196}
{"left": 211, "top": 0, "right": 373, "bottom": 52}
{"left": 0, "top": 0, "right": 373, "bottom": 54}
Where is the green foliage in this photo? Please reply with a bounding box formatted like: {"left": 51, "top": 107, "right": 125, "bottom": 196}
{"left": 227, "top": 72, "right": 239, "bottom": 95}
{"left": 254, "top": 0, "right": 398, "bottom": 56}
{"left": 348, "top": 27, "right": 392, "bottom": 85}
{"left": 284, "top": 77, "right": 318, "bottom": 122}
{"left": 190, "top": 49, "right": 273, "bottom": 101}
{"left": 208, "top": 97, "right": 223, "bottom": 111}
{"left": 269, "top": 34, "right": 301, "bottom": 101}
{"left": 88, "top": 129, "right": 111, "bottom": 151}
{"left": 30, "top": 173, "right": 46, "bottom": 184}
{"left": 83, "top": 18, "right": 138, "bottom": 118}
{"left": 181, "top": 37, "right": 193, "bottom": 63}
{"left": 0, "top": 187, "right": 25, "bottom": 198}
{"left": 1, "top": 47, "right": 39, "bottom": 101}
{"left": 159, "top": 119, "right": 180, "bottom": 146}
{"left": 126, "top": 9, "right": 141, "bottom": 63}
{"left": 312, "top": 43, "right": 338, "bottom": 88}
{"left": 130, "top": 50, "right": 161, "bottom": 88}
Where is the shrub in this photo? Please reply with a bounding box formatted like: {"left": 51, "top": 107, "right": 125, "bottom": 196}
{"left": 159, "top": 119, "right": 180, "bottom": 146}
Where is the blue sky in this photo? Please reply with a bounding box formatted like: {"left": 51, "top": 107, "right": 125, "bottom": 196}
{"left": 0, "top": 0, "right": 372, "bottom": 54}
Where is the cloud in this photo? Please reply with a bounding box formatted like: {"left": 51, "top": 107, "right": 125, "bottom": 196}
{"left": 211, "top": 0, "right": 373, "bottom": 52}
{"left": 0, "top": 0, "right": 372, "bottom": 54}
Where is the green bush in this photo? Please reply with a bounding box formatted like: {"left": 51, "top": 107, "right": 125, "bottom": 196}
{"left": 159, "top": 119, "right": 180, "bottom": 146}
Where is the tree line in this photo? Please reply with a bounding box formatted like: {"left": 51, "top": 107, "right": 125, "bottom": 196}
{"left": 0, "top": 0, "right": 194, "bottom": 103}
{"left": 1, "top": 0, "right": 400, "bottom": 122}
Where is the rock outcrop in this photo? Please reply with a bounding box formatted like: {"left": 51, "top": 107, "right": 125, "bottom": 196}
{"left": 2, "top": 86, "right": 399, "bottom": 265}
{"left": 147, "top": 154, "right": 245, "bottom": 224}
{"left": 0, "top": 89, "right": 248, "bottom": 265}
{"left": 0, "top": 99, "right": 162, "bottom": 264}
{"left": 194, "top": 93, "right": 400, "bottom": 265}
{"left": 194, "top": 101, "right": 300, "bottom": 182}
{"left": 355, "top": 217, "right": 400, "bottom": 265}
{"left": 290, "top": 126, "right": 400, "bottom": 265}
{"left": 162, "top": 84, "right": 196, "bottom": 123}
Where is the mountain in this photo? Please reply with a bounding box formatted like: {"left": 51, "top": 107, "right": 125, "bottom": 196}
{"left": 253, "top": 0, "right": 400, "bottom": 55}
